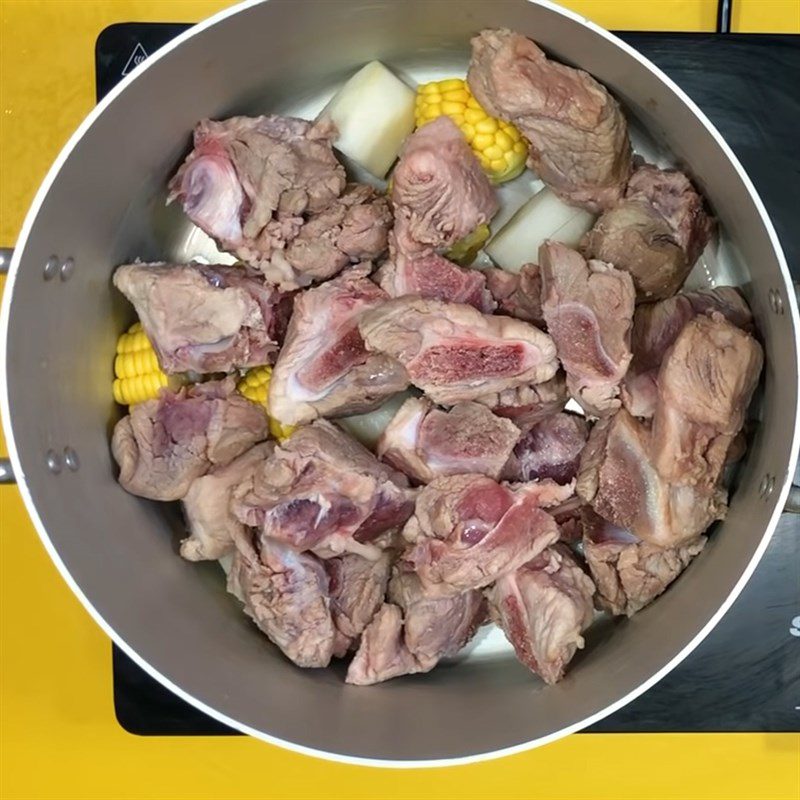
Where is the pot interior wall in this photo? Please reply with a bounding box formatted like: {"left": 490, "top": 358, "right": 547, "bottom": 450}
{"left": 4, "top": 0, "right": 797, "bottom": 762}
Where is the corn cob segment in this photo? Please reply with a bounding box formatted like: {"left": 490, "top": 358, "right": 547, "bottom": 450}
{"left": 237, "top": 365, "right": 297, "bottom": 442}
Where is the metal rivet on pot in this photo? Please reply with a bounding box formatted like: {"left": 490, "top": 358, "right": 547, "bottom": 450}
{"left": 768, "top": 288, "right": 784, "bottom": 316}
{"left": 43, "top": 256, "right": 59, "bottom": 281}
{"left": 59, "top": 257, "right": 75, "bottom": 281}
{"left": 758, "top": 473, "right": 775, "bottom": 499}
{"left": 63, "top": 447, "right": 80, "bottom": 471}
{"left": 45, "top": 449, "right": 63, "bottom": 474}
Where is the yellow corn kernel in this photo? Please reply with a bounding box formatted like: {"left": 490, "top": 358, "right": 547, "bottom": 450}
{"left": 237, "top": 365, "right": 297, "bottom": 443}
{"left": 414, "top": 77, "right": 527, "bottom": 183}
{"left": 113, "top": 322, "right": 178, "bottom": 407}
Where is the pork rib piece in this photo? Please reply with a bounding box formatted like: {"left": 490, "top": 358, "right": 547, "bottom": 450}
{"left": 359, "top": 297, "right": 558, "bottom": 405}
{"left": 489, "top": 545, "right": 595, "bottom": 684}
{"left": 582, "top": 165, "right": 714, "bottom": 301}
{"left": 402, "top": 474, "right": 570, "bottom": 596}
{"left": 346, "top": 571, "right": 485, "bottom": 685}
{"left": 582, "top": 507, "right": 706, "bottom": 617}
{"left": 540, "top": 242, "right": 634, "bottom": 417}
{"left": 168, "top": 116, "right": 390, "bottom": 289}
{"left": 233, "top": 420, "right": 415, "bottom": 560}
{"left": 377, "top": 397, "right": 521, "bottom": 484}
{"left": 327, "top": 551, "right": 392, "bottom": 657}
{"left": 503, "top": 412, "right": 589, "bottom": 484}
{"left": 376, "top": 252, "right": 496, "bottom": 313}
{"left": 228, "top": 536, "right": 335, "bottom": 668}
{"left": 651, "top": 313, "right": 763, "bottom": 491}
{"left": 623, "top": 287, "right": 753, "bottom": 418}
{"left": 112, "top": 377, "right": 268, "bottom": 501}
{"left": 269, "top": 264, "right": 409, "bottom": 426}
{"left": 468, "top": 28, "right": 631, "bottom": 211}
{"left": 485, "top": 264, "right": 543, "bottom": 325}
{"left": 577, "top": 408, "right": 726, "bottom": 547}
{"left": 475, "top": 372, "right": 567, "bottom": 432}
{"left": 390, "top": 116, "right": 498, "bottom": 255}
{"left": 113, "top": 262, "right": 291, "bottom": 374}
{"left": 181, "top": 441, "right": 274, "bottom": 562}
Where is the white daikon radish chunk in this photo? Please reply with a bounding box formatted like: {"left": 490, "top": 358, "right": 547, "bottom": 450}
{"left": 319, "top": 61, "right": 416, "bottom": 179}
{"left": 337, "top": 392, "right": 413, "bottom": 449}
{"left": 486, "top": 188, "right": 596, "bottom": 273}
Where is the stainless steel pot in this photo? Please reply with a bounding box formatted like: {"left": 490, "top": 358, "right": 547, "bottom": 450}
{"left": 1, "top": 0, "right": 798, "bottom": 767}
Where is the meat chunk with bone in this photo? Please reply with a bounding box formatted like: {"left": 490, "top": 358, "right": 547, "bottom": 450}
{"left": 475, "top": 372, "right": 567, "bottom": 432}
{"left": 359, "top": 297, "right": 558, "bottom": 405}
{"left": 112, "top": 377, "right": 268, "bottom": 501}
{"left": 390, "top": 116, "right": 498, "bottom": 255}
{"left": 650, "top": 313, "right": 763, "bottom": 491}
{"left": 274, "top": 183, "right": 392, "bottom": 289}
{"left": 169, "top": 116, "right": 343, "bottom": 259}
{"left": 623, "top": 287, "right": 753, "bottom": 418}
{"left": 468, "top": 29, "right": 631, "bottom": 212}
{"left": 540, "top": 242, "right": 634, "bottom": 416}
{"left": 503, "top": 412, "right": 589, "bottom": 484}
{"left": 168, "top": 116, "right": 389, "bottom": 289}
{"left": 377, "top": 397, "right": 521, "bottom": 484}
{"left": 180, "top": 441, "right": 274, "bottom": 562}
{"left": 375, "top": 252, "right": 495, "bottom": 312}
{"left": 582, "top": 507, "right": 706, "bottom": 617}
{"left": 582, "top": 164, "right": 714, "bottom": 301}
{"left": 402, "top": 474, "right": 571, "bottom": 597}
{"left": 268, "top": 264, "right": 409, "bottom": 426}
{"left": 485, "top": 263, "right": 543, "bottom": 325}
{"left": 326, "top": 551, "right": 392, "bottom": 657}
{"left": 233, "top": 420, "right": 415, "bottom": 560}
{"left": 228, "top": 536, "right": 335, "bottom": 668}
{"left": 346, "top": 571, "right": 485, "bottom": 685}
{"left": 489, "top": 545, "right": 595, "bottom": 684}
{"left": 113, "top": 262, "right": 291, "bottom": 374}
{"left": 577, "top": 408, "right": 726, "bottom": 548}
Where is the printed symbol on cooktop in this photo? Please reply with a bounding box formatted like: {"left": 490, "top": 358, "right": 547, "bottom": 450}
{"left": 122, "top": 42, "right": 149, "bottom": 77}
{"left": 790, "top": 616, "right": 800, "bottom": 637}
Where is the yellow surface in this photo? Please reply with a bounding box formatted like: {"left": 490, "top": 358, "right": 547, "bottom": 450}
{"left": 1, "top": 2, "right": 799, "bottom": 799}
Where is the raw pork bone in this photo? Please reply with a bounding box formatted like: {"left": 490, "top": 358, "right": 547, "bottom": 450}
{"left": 113, "top": 262, "right": 291, "bottom": 374}
{"left": 346, "top": 570, "right": 486, "bottom": 685}
{"left": 540, "top": 242, "right": 634, "bottom": 417}
{"left": 577, "top": 408, "right": 726, "bottom": 548}
{"left": 359, "top": 297, "right": 558, "bottom": 405}
{"left": 582, "top": 507, "right": 706, "bottom": 617}
{"left": 485, "top": 264, "right": 543, "bottom": 325}
{"left": 623, "top": 287, "right": 753, "bottom": 418}
{"left": 402, "top": 474, "right": 571, "bottom": 597}
{"left": 468, "top": 28, "right": 631, "bottom": 212}
{"left": 268, "top": 264, "right": 409, "bottom": 426}
{"left": 390, "top": 116, "right": 498, "bottom": 255}
{"left": 275, "top": 183, "right": 392, "bottom": 289}
{"left": 326, "top": 551, "right": 392, "bottom": 657}
{"left": 228, "top": 534, "right": 335, "bottom": 668}
{"left": 489, "top": 544, "right": 595, "bottom": 684}
{"left": 582, "top": 164, "right": 715, "bottom": 301}
{"left": 377, "top": 397, "right": 521, "bottom": 484}
{"left": 168, "top": 116, "right": 390, "bottom": 289}
{"left": 112, "top": 377, "right": 268, "bottom": 501}
{"left": 651, "top": 313, "right": 763, "bottom": 491}
{"left": 181, "top": 441, "right": 274, "bottom": 562}
{"left": 376, "top": 252, "right": 495, "bottom": 313}
{"left": 475, "top": 372, "right": 567, "bottom": 432}
{"left": 503, "top": 412, "right": 589, "bottom": 485}
{"left": 233, "top": 420, "right": 416, "bottom": 560}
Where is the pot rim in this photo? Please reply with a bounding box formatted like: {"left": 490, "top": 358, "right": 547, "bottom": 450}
{"left": 2, "top": 0, "right": 798, "bottom": 768}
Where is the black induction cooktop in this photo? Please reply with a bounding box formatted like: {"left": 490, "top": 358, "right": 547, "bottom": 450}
{"left": 97, "top": 23, "right": 800, "bottom": 737}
